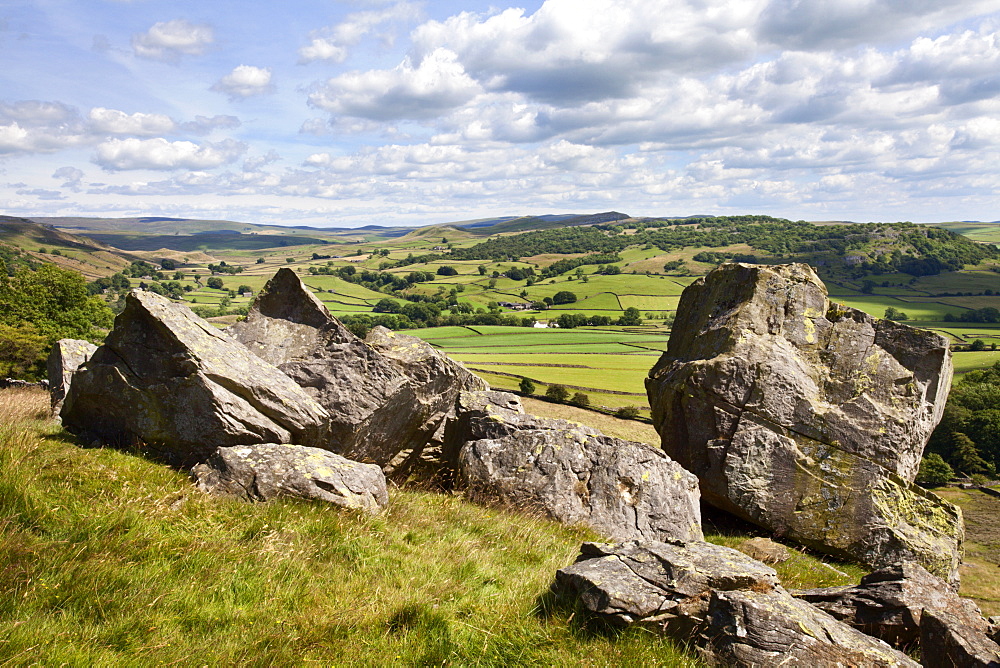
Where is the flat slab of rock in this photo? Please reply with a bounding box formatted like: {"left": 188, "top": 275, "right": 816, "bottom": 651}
{"left": 46, "top": 338, "right": 97, "bottom": 415}
{"left": 459, "top": 430, "right": 703, "bottom": 543}
{"left": 192, "top": 443, "right": 388, "bottom": 513}
{"left": 796, "top": 561, "right": 988, "bottom": 646}
{"left": 736, "top": 537, "right": 792, "bottom": 564}
{"left": 553, "top": 540, "right": 917, "bottom": 667}
{"left": 61, "top": 290, "right": 329, "bottom": 464}
{"left": 228, "top": 269, "right": 485, "bottom": 471}
{"left": 646, "top": 263, "right": 962, "bottom": 581}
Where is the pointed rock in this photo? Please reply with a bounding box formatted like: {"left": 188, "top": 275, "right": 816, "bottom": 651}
{"left": 61, "top": 290, "right": 329, "bottom": 464}
{"left": 228, "top": 269, "right": 486, "bottom": 470}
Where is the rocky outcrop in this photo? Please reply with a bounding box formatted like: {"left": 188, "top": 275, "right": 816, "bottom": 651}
{"left": 61, "top": 290, "right": 329, "bottom": 464}
{"left": 192, "top": 443, "right": 388, "bottom": 513}
{"left": 796, "top": 561, "right": 988, "bottom": 646}
{"left": 459, "top": 430, "right": 703, "bottom": 543}
{"left": 227, "top": 269, "right": 485, "bottom": 470}
{"left": 646, "top": 262, "right": 963, "bottom": 581}
{"left": 920, "top": 609, "right": 1000, "bottom": 668}
{"left": 553, "top": 540, "right": 918, "bottom": 667}
{"left": 442, "top": 390, "right": 598, "bottom": 469}
{"left": 47, "top": 339, "right": 97, "bottom": 415}
{"left": 364, "top": 326, "right": 487, "bottom": 476}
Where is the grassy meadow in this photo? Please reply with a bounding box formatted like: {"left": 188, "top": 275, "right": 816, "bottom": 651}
{"left": 0, "top": 388, "right": 870, "bottom": 665}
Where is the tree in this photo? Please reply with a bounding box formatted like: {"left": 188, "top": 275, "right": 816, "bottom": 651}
{"left": 237, "top": 285, "right": 253, "bottom": 294}
{"left": 437, "top": 265, "right": 458, "bottom": 276}
{"left": 545, "top": 384, "right": 569, "bottom": 403}
{"left": 949, "top": 432, "right": 991, "bottom": 475}
{"left": 256, "top": 257, "right": 265, "bottom": 264}
{"left": 971, "top": 338, "right": 987, "bottom": 352}
{"left": 617, "top": 307, "right": 643, "bottom": 326}
{"left": 570, "top": 392, "right": 590, "bottom": 408}
{"left": 519, "top": 377, "right": 536, "bottom": 395}
{"left": 916, "top": 453, "right": 954, "bottom": 487}
{"left": 373, "top": 298, "right": 401, "bottom": 313}
{"left": 206, "top": 277, "right": 224, "bottom": 290}
{"left": 883, "top": 307, "right": 909, "bottom": 321}
{"left": 0, "top": 263, "right": 113, "bottom": 379}
{"left": 552, "top": 291, "right": 577, "bottom": 305}
{"left": 615, "top": 405, "right": 641, "bottom": 419}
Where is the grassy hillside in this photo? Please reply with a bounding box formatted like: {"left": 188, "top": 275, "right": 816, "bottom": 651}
{"left": 0, "top": 387, "right": 870, "bottom": 665}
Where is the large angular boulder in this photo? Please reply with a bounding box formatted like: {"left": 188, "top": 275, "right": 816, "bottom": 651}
{"left": 553, "top": 540, "right": 918, "bottom": 667}
{"left": 61, "top": 290, "right": 329, "bottom": 463}
{"left": 442, "top": 390, "right": 598, "bottom": 468}
{"left": 646, "top": 263, "right": 963, "bottom": 581}
{"left": 227, "top": 269, "right": 485, "bottom": 470}
{"left": 364, "top": 326, "right": 487, "bottom": 475}
{"left": 47, "top": 338, "right": 97, "bottom": 415}
{"left": 796, "top": 561, "right": 988, "bottom": 646}
{"left": 920, "top": 609, "right": 1000, "bottom": 668}
{"left": 460, "top": 430, "right": 703, "bottom": 543}
{"left": 192, "top": 443, "right": 388, "bottom": 513}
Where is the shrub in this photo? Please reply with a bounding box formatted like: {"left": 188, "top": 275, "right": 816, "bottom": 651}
{"left": 614, "top": 406, "right": 641, "bottom": 420}
{"left": 206, "top": 277, "right": 224, "bottom": 290}
{"left": 519, "top": 377, "right": 535, "bottom": 395}
{"left": 545, "top": 384, "right": 569, "bottom": 403}
{"left": 569, "top": 392, "right": 590, "bottom": 408}
{"left": 916, "top": 453, "right": 954, "bottom": 487}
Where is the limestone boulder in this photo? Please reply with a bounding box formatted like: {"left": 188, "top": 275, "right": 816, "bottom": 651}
{"left": 442, "top": 390, "right": 598, "bottom": 469}
{"left": 646, "top": 262, "right": 963, "bottom": 581}
{"left": 227, "top": 269, "right": 486, "bottom": 471}
{"left": 61, "top": 290, "right": 329, "bottom": 464}
{"left": 192, "top": 443, "right": 388, "bottom": 513}
{"left": 552, "top": 540, "right": 917, "bottom": 667}
{"left": 46, "top": 338, "right": 97, "bottom": 415}
{"left": 796, "top": 561, "right": 988, "bottom": 646}
{"left": 920, "top": 609, "right": 1000, "bottom": 668}
{"left": 459, "top": 430, "right": 703, "bottom": 543}
{"left": 365, "top": 326, "right": 487, "bottom": 476}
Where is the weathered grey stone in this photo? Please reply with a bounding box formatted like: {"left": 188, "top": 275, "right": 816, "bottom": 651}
{"left": 553, "top": 540, "right": 780, "bottom": 631}
{"left": 459, "top": 430, "right": 703, "bottom": 543}
{"left": 920, "top": 609, "right": 1000, "bottom": 668}
{"left": 46, "top": 338, "right": 97, "bottom": 415}
{"left": 227, "top": 269, "right": 485, "bottom": 470}
{"left": 364, "top": 326, "right": 487, "bottom": 476}
{"left": 796, "top": 561, "right": 987, "bottom": 647}
{"left": 192, "top": 443, "right": 387, "bottom": 513}
{"left": 736, "top": 537, "right": 792, "bottom": 564}
{"left": 61, "top": 289, "right": 329, "bottom": 463}
{"left": 553, "top": 540, "right": 917, "bottom": 667}
{"left": 646, "top": 262, "right": 963, "bottom": 581}
{"left": 442, "top": 390, "right": 599, "bottom": 470}
{"left": 706, "top": 588, "right": 919, "bottom": 667}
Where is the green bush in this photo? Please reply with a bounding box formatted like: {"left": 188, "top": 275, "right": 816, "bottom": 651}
{"left": 569, "top": 392, "right": 590, "bottom": 408}
{"left": 916, "top": 453, "right": 954, "bottom": 487}
{"left": 614, "top": 406, "right": 641, "bottom": 420}
{"left": 519, "top": 377, "right": 535, "bottom": 395}
{"left": 545, "top": 384, "right": 569, "bottom": 403}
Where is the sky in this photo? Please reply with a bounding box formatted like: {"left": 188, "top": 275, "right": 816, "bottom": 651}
{"left": 2, "top": 0, "right": 1000, "bottom": 228}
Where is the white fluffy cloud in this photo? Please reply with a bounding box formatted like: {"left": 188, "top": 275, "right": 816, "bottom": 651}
{"left": 211, "top": 65, "right": 274, "bottom": 100}
{"left": 309, "top": 48, "right": 480, "bottom": 120}
{"left": 93, "top": 137, "right": 247, "bottom": 171}
{"left": 298, "top": 1, "right": 421, "bottom": 63}
{"left": 131, "top": 20, "right": 214, "bottom": 62}
{"left": 88, "top": 107, "right": 176, "bottom": 136}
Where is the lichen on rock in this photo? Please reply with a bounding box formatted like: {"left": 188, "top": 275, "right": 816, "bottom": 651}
{"left": 646, "top": 262, "right": 963, "bottom": 581}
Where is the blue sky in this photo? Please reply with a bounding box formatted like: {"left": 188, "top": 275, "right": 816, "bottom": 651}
{"left": 2, "top": 0, "right": 1000, "bottom": 227}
